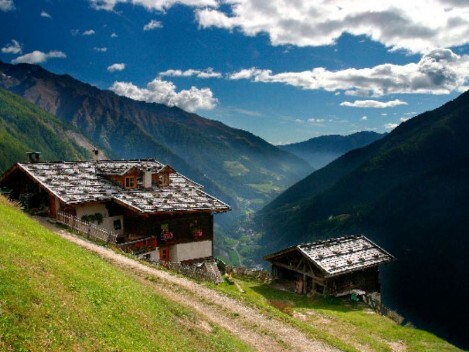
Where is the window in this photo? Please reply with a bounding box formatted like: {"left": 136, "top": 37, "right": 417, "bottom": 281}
{"left": 125, "top": 177, "right": 135, "bottom": 188}
{"left": 158, "top": 173, "right": 170, "bottom": 187}
{"left": 113, "top": 219, "right": 122, "bottom": 230}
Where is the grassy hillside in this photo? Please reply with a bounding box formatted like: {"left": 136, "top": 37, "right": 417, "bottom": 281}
{"left": 0, "top": 196, "right": 460, "bottom": 351}
{"left": 0, "top": 196, "right": 249, "bottom": 351}
{"left": 0, "top": 88, "right": 89, "bottom": 173}
{"left": 214, "top": 277, "right": 460, "bottom": 352}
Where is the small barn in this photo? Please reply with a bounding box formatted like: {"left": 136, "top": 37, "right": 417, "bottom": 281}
{"left": 264, "top": 236, "right": 394, "bottom": 297}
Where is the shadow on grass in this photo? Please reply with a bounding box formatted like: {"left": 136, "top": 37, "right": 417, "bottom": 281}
{"left": 250, "top": 281, "right": 365, "bottom": 314}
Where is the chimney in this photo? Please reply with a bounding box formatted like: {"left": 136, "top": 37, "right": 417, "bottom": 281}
{"left": 26, "top": 152, "right": 41, "bottom": 163}
{"left": 143, "top": 169, "right": 152, "bottom": 189}
{"left": 92, "top": 149, "right": 99, "bottom": 161}
{"left": 26, "top": 152, "right": 33, "bottom": 163}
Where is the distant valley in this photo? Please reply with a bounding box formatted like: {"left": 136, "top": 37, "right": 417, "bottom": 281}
{"left": 279, "top": 131, "right": 385, "bottom": 169}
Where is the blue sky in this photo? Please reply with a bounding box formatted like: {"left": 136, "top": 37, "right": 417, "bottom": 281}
{"left": 1, "top": 0, "right": 468, "bottom": 144}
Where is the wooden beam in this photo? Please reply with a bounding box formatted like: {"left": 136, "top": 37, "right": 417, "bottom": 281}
{"left": 295, "top": 257, "right": 305, "bottom": 271}
{"left": 272, "top": 261, "right": 325, "bottom": 283}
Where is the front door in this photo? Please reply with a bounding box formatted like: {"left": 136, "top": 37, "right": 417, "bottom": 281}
{"left": 159, "top": 246, "right": 170, "bottom": 262}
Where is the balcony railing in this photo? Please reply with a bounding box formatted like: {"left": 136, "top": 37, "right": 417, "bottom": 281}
{"left": 116, "top": 236, "right": 158, "bottom": 254}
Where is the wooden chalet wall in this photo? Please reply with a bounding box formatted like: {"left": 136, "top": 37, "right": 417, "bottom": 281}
{"left": 112, "top": 202, "right": 214, "bottom": 245}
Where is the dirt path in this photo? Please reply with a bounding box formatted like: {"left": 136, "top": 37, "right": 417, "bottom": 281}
{"left": 38, "top": 218, "right": 339, "bottom": 352}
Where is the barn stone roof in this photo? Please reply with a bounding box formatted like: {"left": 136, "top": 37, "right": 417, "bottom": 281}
{"left": 264, "top": 235, "right": 394, "bottom": 277}
{"left": 5, "top": 159, "right": 230, "bottom": 214}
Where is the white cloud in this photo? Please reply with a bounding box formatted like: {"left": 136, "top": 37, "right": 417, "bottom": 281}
{"left": 89, "top": 0, "right": 217, "bottom": 12}
{"left": 160, "top": 68, "right": 222, "bottom": 79}
{"left": 361, "top": 116, "right": 368, "bottom": 120}
{"left": 1, "top": 39, "right": 22, "bottom": 54}
{"left": 11, "top": 50, "right": 66, "bottom": 64}
{"left": 340, "top": 99, "right": 408, "bottom": 108}
{"left": 94, "top": 47, "right": 108, "bottom": 52}
{"left": 83, "top": 29, "right": 96, "bottom": 36}
{"left": 40, "top": 10, "right": 51, "bottom": 18}
{"left": 0, "top": 0, "right": 14, "bottom": 11}
{"left": 400, "top": 117, "right": 411, "bottom": 122}
{"left": 144, "top": 20, "right": 163, "bottom": 31}
{"left": 195, "top": 0, "right": 469, "bottom": 54}
{"left": 107, "top": 63, "right": 126, "bottom": 72}
{"left": 110, "top": 78, "right": 218, "bottom": 112}
{"left": 231, "top": 108, "right": 263, "bottom": 117}
{"left": 111, "top": 32, "right": 118, "bottom": 38}
{"left": 227, "top": 49, "right": 469, "bottom": 96}
{"left": 385, "top": 123, "right": 399, "bottom": 130}
{"left": 308, "top": 118, "right": 326, "bottom": 123}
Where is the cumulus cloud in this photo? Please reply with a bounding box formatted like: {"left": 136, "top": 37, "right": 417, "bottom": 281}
{"left": 110, "top": 78, "right": 218, "bottom": 112}
{"left": 160, "top": 68, "right": 222, "bottom": 79}
{"left": 144, "top": 20, "right": 162, "bottom": 31}
{"left": 83, "top": 29, "right": 96, "bottom": 36}
{"left": 1, "top": 39, "right": 22, "bottom": 54}
{"left": 107, "top": 63, "right": 126, "bottom": 72}
{"left": 227, "top": 49, "right": 469, "bottom": 96}
{"left": 40, "top": 10, "right": 51, "bottom": 18}
{"left": 0, "top": 0, "right": 14, "bottom": 11}
{"left": 361, "top": 116, "right": 368, "bottom": 120}
{"left": 195, "top": 0, "right": 469, "bottom": 54}
{"left": 11, "top": 50, "right": 66, "bottom": 64}
{"left": 94, "top": 47, "right": 108, "bottom": 52}
{"left": 89, "top": 0, "right": 217, "bottom": 12}
{"left": 340, "top": 99, "right": 408, "bottom": 108}
{"left": 111, "top": 32, "right": 118, "bottom": 38}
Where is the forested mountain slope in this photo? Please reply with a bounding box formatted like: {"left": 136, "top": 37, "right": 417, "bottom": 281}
{"left": 0, "top": 88, "right": 89, "bottom": 173}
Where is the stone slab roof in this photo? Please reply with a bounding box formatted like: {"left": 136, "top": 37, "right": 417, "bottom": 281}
{"left": 265, "top": 235, "right": 394, "bottom": 277}
{"left": 13, "top": 160, "right": 229, "bottom": 214}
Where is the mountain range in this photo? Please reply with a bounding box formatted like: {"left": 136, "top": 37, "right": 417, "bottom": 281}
{"left": 279, "top": 131, "right": 385, "bottom": 169}
{"left": 1, "top": 60, "right": 467, "bottom": 348}
{"left": 0, "top": 61, "right": 312, "bottom": 219}
{"left": 257, "top": 90, "right": 469, "bottom": 348}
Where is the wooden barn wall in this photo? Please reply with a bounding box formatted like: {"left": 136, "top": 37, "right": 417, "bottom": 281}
{"left": 326, "top": 267, "right": 380, "bottom": 295}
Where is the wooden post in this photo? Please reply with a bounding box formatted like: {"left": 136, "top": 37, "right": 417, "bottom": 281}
{"left": 303, "top": 273, "right": 306, "bottom": 294}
